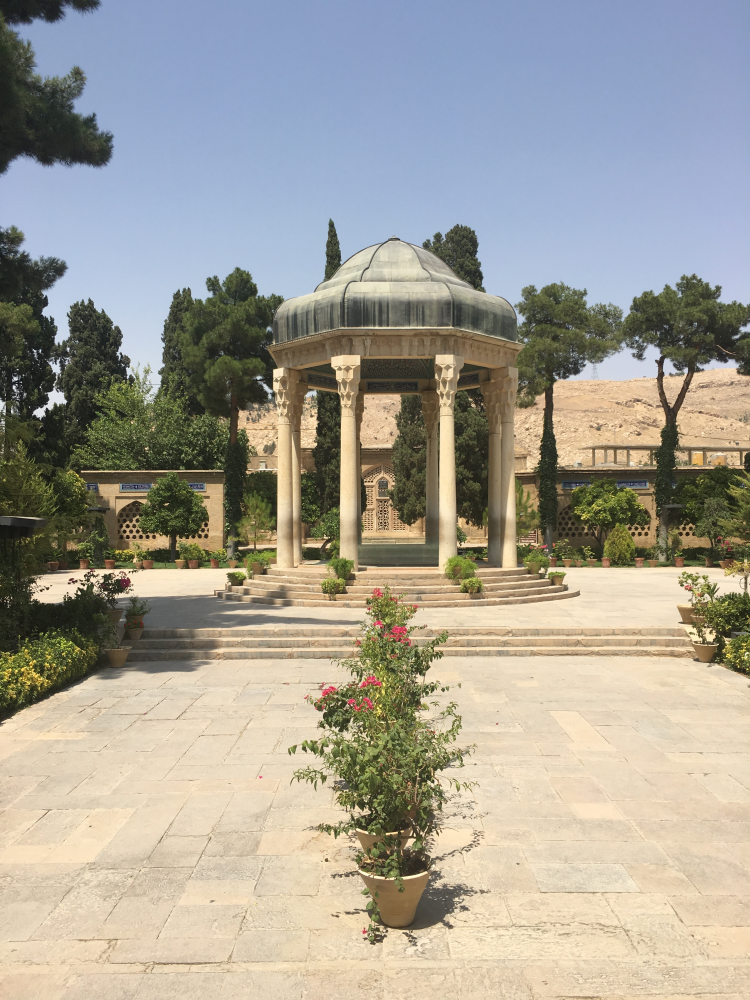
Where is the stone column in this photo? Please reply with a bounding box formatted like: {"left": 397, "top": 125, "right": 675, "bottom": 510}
{"left": 291, "top": 381, "right": 306, "bottom": 567}
{"left": 480, "top": 374, "right": 503, "bottom": 566}
{"left": 332, "top": 355, "right": 361, "bottom": 569}
{"left": 434, "top": 355, "right": 463, "bottom": 569}
{"left": 499, "top": 367, "right": 518, "bottom": 568}
{"left": 355, "top": 393, "right": 365, "bottom": 544}
{"left": 421, "top": 391, "right": 439, "bottom": 547}
{"left": 273, "top": 367, "right": 297, "bottom": 569}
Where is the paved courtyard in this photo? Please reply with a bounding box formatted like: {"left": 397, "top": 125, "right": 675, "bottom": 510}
{"left": 1, "top": 605, "right": 750, "bottom": 998}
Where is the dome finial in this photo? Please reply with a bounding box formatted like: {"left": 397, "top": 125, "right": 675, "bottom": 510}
{"left": 387, "top": 235, "right": 400, "bottom": 241}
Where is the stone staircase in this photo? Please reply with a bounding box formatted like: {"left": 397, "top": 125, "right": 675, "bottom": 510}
{"left": 128, "top": 625, "right": 693, "bottom": 661}
{"left": 215, "top": 565, "right": 580, "bottom": 609}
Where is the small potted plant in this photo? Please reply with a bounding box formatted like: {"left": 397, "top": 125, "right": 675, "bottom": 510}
{"left": 635, "top": 554, "right": 645, "bottom": 567}
{"left": 646, "top": 545, "right": 659, "bottom": 568}
{"left": 226, "top": 570, "right": 246, "bottom": 588}
{"left": 548, "top": 569, "right": 566, "bottom": 587}
{"left": 77, "top": 540, "right": 94, "bottom": 569}
{"left": 677, "top": 571, "right": 711, "bottom": 623}
{"left": 123, "top": 595, "right": 151, "bottom": 640}
{"left": 523, "top": 550, "right": 549, "bottom": 576}
{"left": 209, "top": 548, "right": 226, "bottom": 569}
{"left": 101, "top": 622, "right": 132, "bottom": 668}
{"left": 444, "top": 555, "right": 476, "bottom": 582}
{"left": 177, "top": 542, "right": 203, "bottom": 568}
{"left": 104, "top": 548, "right": 117, "bottom": 570}
{"left": 690, "top": 616, "right": 720, "bottom": 663}
{"left": 47, "top": 550, "right": 61, "bottom": 572}
{"left": 717, "top": 538, "right": 733, "bottom": 569}
{"left": 141, "top": 550, "right": 155, "bottom": 569}
{"left": 554, "top": 538, "right": 575, "bottom": 567}
{"left": 175, "top": 542, "right": 187, "bottom": 569}
{"left": 321, "top": 577, "right": 346, "bottom": 600}
{"left": 460, "top": 576, "right": 484, "bottom": 597}
{"left": 94, "top": 570, "right": 135, "bottom": 626}
{"left": 582, "top": 546, "right": 597, "bottom": 568}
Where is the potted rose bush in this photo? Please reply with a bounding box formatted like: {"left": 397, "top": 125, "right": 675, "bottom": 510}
{"left": 290, "top": 587, "right": 474, "bottom": 937}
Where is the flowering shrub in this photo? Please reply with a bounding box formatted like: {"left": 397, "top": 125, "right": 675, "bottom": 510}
{"left": 68, "top": 570, "right": 135, "bottom": 609}
{"left": 0, "top": 631, "right": 99, "bottom": 714}
{"left": 678, "top": 572, "right": 718, "bottom": 606}
{"left": 722, "top": 634, "right": 750, "bottom": 675}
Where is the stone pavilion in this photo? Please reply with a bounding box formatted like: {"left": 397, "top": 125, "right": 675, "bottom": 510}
{"left": 269, "top": 237, "right": 522, "bottom": 570}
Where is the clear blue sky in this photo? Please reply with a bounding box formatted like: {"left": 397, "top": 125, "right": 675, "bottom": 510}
{"left": 4, "top": 0, "right": 749, "bottom": 386}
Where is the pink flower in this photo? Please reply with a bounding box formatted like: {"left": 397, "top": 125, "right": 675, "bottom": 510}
{"left": 360, "top": 676, "right": 382, "bottom": 688}
{"left": 320, "top": 686, "right": 337, "bottom": 698}
{"left": 372, "top": 588, "right": 382, "bottom": 598}
{"left": 373, "top": 620, "right": 384, "bottom": 628}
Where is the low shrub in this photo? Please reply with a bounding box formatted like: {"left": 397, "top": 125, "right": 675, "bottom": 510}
{"left": 178, "top": 542, "right": 205, "bottom": 562}
{"left": 603, "top": 524, "right": 636, "bottom": 565}
{"left": 209, "top": 549, "right": 227, "bottom": 562}
{"left": 698, "top": 593, "right": 750, "bottom": 654}
{"left": 303, "top": 547, "right": 321, "bottom": 560}
{"left": 328, "top": 557, "right": 354, "bottom": 580}
{"left": 321, "top": 577, "right": 346, "bottom": 596}
{"left": 226, "top": 571, "right": 246, "bottom": 587}
{"left": 114, "top": 549, "right": 136, "bottom": 563}
{"left": 460, "top": 577, "right": 484, "bottom": 593}
{"left": 523, "top": 551, "right": 550, "bottom": 573}
{"left": 0, "top": 631, "right": 99, "bottom": 715}
{"left": 445, "top": 555, "right": 476, "bottom": 581}
{"left": 723, "top": 635, "right": 750, "bottom": 675}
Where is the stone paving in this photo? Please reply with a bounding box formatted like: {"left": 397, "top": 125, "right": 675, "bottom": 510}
{"left": 1, "top": 634, "right": 749, "bottom": 997}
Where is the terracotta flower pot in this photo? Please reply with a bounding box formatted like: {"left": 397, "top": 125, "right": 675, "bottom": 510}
{"left": 104, "top": 559, "right": 116, "bottom": 569}
{"left": 691, "top": 613, "right": 706, "bottom": 625}
{"left": 210, "top": 559, "right": 220, "bottom": 568}
{"left": 107, "top": 608, "right": 122, "bottom": 627}
{"left": 268, "top": 557, "right": 277, "bottom": 564}
{"left": 676, "top": 604, "right": 694, "bottom": 624}
{"left": 526, "top": 564, "right": 541, "bottom": 575}
{"left": 250, "top": 562, "right": 264, "bottom": 576}
{"left": 47, "top": 561, "right": 59, "bottom": 572}
{"left": 124, "top": 626, "right": 143, "bottom": 641}
{"left": 133, "top": 561, "right": 143, "bottom": 570}
{"left": 105, "top": 646, "right": 131, "bottom": 668}
{"left": 648, "top": 559, "right": 659, "bottom": 567}
{"left": 175, "top": 559, "right": 186, "bottom": 569}
{"left": 563, "top": 559, "right": 572, "bottom": 567}
{"left": 692, "top": 642, "right": 718, "bottom": 663}
{"left": 58, "top": 561, "right": 69, "bottom": 571}
{"left": 227, "top": 560, "right": 237, "bottom": 568}
{"left": 188, "top": 560, "right": 199, "bottom": 569}
{"left": 355, "top": 827, "right": 412, "bottom": 851}
{"left": 142, "top": 559, "right": 154, "bottom": 569}
{"left": 548, "top": 575, "right": 565, "bottom": 586}
{"left": 720, "top": 560, "right": 732, "bottom": 569}
{"left": 704, "top": 558, "right": 714, "bottom": 567}
{"left": 674, "top": 557, "right": 685, "bottom": 568}
{"left": 357, "top": 867, "right": 431, "bottom": 928}
{"left": 635, "top": 558, "right": 644, "bottom": 567}
{"left": 587, "top": 559, "right": 597, "bottom": 567}
{"left": 79, "top": 559, "right": 90, "bottom": 569}
{"left": 548, "top": 557, "right": 558, "bottom": 567}
{"left": 575, "top": 559, "right": 584, "bottom": 567}
{"left": 601, "top": 557, "right": 611, "bottom": 568}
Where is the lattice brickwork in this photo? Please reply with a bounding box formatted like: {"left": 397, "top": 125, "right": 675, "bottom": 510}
{"left": 363, "top": 465, "right": 408, "bottom": 532}
{"left": 117, "top": 500, "right": 209, "bottom": 546}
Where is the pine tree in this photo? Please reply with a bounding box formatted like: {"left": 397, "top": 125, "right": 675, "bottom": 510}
{"left": 390, "top": 395, "right": 426, "bottom": 524}
{"left": 423, "top": 225, "right": 484, "bottom": 290}
{"left": 158, "top": 288, "right": 199, "bottom": 409}
{"left": 312, "top": 390, "right": 340, "bottom": 514}
{"left": 57, "top": 299, "right": 130, "bottom": 452}
{"left": 324, "top": 220, "right": 341, "bottom": 281}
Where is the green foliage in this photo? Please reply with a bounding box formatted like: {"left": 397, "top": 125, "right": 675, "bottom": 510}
{"left": 321, "top": 577, "right": 345, "bottom": 596}
{"left": 570, "top": 480, "right": 650, "bottom": 553}
{"left": 1, "top": 3, "right": 100, "bottom": 25}
{"left": 138, "top": 472, "right": 209, "bottom": 561}
{"left": 300, "top": 470, "right": 320, "bottom": 525}
{"left": 180, "top": 268, "right": 280, "bottom": 441}
{"left": 676, "top": 466, "right": 738, "bottom": 554}
{"left": 324, "top": 219, "right": 341, "bottom": 281}
{"left": 0, "top": 630, "right": 99, "bottom": 715}
{"left": 516, "top": 479, "right": 539, "bottom": 539}
{"left": 312, "top": 391, "right": 340, "bottom": 514}
{"left": 460, "top": 576, "right": 483, "bottom": 593}
{"left": 720, "top": 471, "right": 750, "bottom": 545}
{"left": 240, "top": 492, "right": 274, "bottom": 550}
{"left": 603, "top": 523, "right": 636, "bottom": 565}
{"left": 455, "top": 390, "right": 488, "bottom": 526}
{"left": 654, "top": 421, "right": 678, "bottom": 516}
{"left": 317, "top": 505, "right": 340, "bottom": 554}
{"left": 722, "top": 635, "right": 750, "bottom": 675}
{"left": 177, "top": 540, "right": 205, "bottom": 562}
{"left": 245, "top": 469, "right": 277, "bottom": 519}
{"left": 423, "top": 224, "right": 484, "bottom": 290}
{"left": 158, "top": 288, "right": 199, "bottom": 410}
{"left": 224, "top": 436, "right": 248, "bottom": 544}
{"left": 695, "top": 592, "right": 750, "bottom": 653}
{"left": 328, "top": 556, "right": 354, "bottom": 580}
{"left": 0, "top": 441, "right": 54, "bottom": 517}
{"left": 226, "top": 571, "right": 246, "bottom": 586}
{"left": 523, "top": 550, "right": 550, "bottom": 570}
{"left": 456, "top": 522, "right": 467, "bottom": 544}
{"left": 57, "top": 299, "right": 129, "bottom": 452}
{"left": 72, "top": 367, "right": 230, "bottom": 470}
{"left": 553, "top": 538, "right": 576, "bottom": 560}
{"left": 0, "top": 8, "right": 112, "bottom": 176}
{"left": 389, "top": 395, "right": 425, "bottom": 525}
{"left": 537, "top": 410, "right": 558, "bottom": 541}
{"left": 444, "top": 555, "right": 476, "bottom": 580}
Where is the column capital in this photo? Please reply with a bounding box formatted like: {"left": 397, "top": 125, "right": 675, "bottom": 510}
{"left": 273, "top": 368, "right": 299, "bottom": 424}
{"left": 434, "top": 354, "right": 464, "bottom": 414}
{"left": 421, "top": 390, "right": 439, "bottom": 438}
{"left": 480, "top": 379, "right": 503, "bottom": 434}
{"left": 331, "top": 355, "right": 361, "bottom": 413}
{"left": 291, "top": 379, "right": 306, "bottom": 430}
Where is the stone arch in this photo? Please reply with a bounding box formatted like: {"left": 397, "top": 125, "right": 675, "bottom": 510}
{"left": 362, "top": 465, "right": 408, "bottom": 533}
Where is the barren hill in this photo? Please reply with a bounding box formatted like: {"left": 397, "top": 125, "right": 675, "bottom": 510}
{"left": 241, "top": 368, "right": 750, "bottom": 467}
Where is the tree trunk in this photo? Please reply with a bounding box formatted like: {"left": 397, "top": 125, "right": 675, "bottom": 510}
{"left": 170, "top": 532, "right": 177, "bottom": 563}
{"left": 538, "top": 383, "right": 559, "bottom": 554}
{"left": 229, "top": 393, "right": 238, "bottom": 446}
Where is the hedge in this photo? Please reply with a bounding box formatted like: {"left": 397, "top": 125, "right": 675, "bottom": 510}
{"left": 0, "top": 631, "right": 99, "bottom": 715}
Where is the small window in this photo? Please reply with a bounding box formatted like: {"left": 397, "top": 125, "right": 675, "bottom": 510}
{"left": 259, "top": 461, "right": 267, "bottom": 470}
{"left": 378, "top": 478, "right": 389, "bottom": 496}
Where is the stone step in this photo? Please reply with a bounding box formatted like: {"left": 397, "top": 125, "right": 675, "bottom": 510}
{"left": 142, "top": 625, "right": 688, "bottom": 639}
{"left": 215, "top": 587, "right": 578, "bottom": 608}
{"left": 128, "top": 644, "right": 692, "bottom": 662}
{"left": 238, "top": 578, "right": 550, "bottom": 596}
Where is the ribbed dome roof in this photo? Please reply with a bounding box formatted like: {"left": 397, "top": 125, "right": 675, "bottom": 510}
{"left": 273, "top": 237, "right": 517, "bottom": 345}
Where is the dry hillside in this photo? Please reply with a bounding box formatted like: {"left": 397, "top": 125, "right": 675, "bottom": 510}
{"left": 241, "top": 368, "right": 750, "bottom": 466}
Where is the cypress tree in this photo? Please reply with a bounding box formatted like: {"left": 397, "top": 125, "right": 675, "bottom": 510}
{"left": 390, "top": 395, "right": 426, "bottom": 524}
{"left": 57, "top": 298, "right": 130, "bottom": 451}
{"left": 423, "top": 225, "right": 484, "bottom": 291}
{"left": 158, "top": 288, "right": 200, "bottom": 410}
{"left": 312, "top": 390, "right": 340, "bottom": 513}
{"left": 454, "top": 390, "right": 488, "bottom": 526}
{"left": 537, "top": 406, "right": 559, "bottom": 552}
{"left": 324, "top": 220, "right": 341, "bottom": 281}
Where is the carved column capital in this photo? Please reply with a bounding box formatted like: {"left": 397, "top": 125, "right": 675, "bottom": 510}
{"left": 273, "top": 367, "right": 299, "bottom": 424}
{"left": 421, "top": 391, "right": 439, "bottom": 437}
{"left": 434, "top": 355, "right": 464, "bottom": 414}
{"left": 331, "top": 355, "right": 361, "bottom": 413}
{"left": 498, "top": 366, "right": 518, "bottom": 423}
{"left": 480, "top": 380, "right": 503, "bottom": 435}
